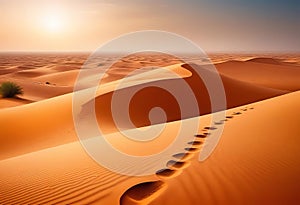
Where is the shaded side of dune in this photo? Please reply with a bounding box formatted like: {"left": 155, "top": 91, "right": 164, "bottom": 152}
{"left": 87, "top": 63, "right": 286, "bottom": 133}
{"left": 0, "top": 61, "right": 292, "bottom": 159}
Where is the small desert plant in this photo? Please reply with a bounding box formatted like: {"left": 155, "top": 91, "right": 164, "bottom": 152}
{"left": 0, "top": 82, "right": 23, "bottom": 98}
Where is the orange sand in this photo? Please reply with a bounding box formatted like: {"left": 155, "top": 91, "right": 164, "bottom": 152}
{"left": 0, "top": 53, "right": 300, "bottom": 204}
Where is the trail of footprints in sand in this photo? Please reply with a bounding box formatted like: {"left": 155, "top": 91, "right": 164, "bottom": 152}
{"left": 120, "top": 106, "right": 254, "bottom": 205}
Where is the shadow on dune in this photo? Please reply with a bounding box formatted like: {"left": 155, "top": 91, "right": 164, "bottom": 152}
{"left": 83, "top": 63, "right": 286, "bottom": 132}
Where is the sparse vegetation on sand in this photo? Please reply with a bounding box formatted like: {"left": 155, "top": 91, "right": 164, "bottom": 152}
{"left": 0, "top": 82, "right": 24, "bottom": 98}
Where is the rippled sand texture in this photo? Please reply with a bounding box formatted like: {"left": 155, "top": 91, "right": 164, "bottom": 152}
{"left": 0, "top": 53, "right": 300, "bottom": 204}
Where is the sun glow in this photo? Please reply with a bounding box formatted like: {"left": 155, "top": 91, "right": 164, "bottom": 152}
{"left": 42, "top": 11, "right": 65, "bottom": 33}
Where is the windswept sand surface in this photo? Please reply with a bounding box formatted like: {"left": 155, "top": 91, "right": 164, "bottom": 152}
{"left": 216, "top": 58, "right": 300, "bottom": 91}
{"left": 0, "top": 53, "right": 300, "bottom": 204}
{"left": 1, "top": 52, "right": 299, "bottom": 107}
{"left": 0, "top": 92, "right": 299, "bottom": 204}
{"left": 0, "top": 53, "right": 87, "bottom": 102}
{"left": 150, "top": 91, "right": 300, "bottom": 205}
{"left": 0, "top": 52, "right": 183, "bottom": 104}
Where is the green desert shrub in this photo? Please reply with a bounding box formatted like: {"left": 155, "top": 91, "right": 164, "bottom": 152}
{"left": 0, "top": 82, "right": 23, "bottom": 98}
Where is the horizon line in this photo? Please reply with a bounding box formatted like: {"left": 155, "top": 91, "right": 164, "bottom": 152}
{"left": 0, "top": 50, "right": 299, "bottom": 55}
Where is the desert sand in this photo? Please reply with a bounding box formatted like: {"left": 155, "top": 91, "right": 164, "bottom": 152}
{"left": 0, "top": 53, "right": 300, "bottom": 204}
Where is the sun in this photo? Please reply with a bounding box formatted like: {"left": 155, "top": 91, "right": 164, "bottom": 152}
{"left": 45, "top": 16, "right": 62, "bottom": 31}
{"left": 42, "top": 12, "right": 65, "bottom": 33}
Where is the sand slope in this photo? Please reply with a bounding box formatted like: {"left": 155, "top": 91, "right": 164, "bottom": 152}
{"left": 0, "top": 63, "right": 287, "bottom": 159}
{"left": 216, "top": 58, "right": 300, "bottom": 91}
{"left": 91, "top": 63, "right": 286, "bottom": 132}
{"left": 0, "top": 54, "right": 299, "bottom": 204}
{"left": 0, "top": 97, "right": 32, "bottom": 108}
{"left": 0, "top": 63, "right": 190, "bottom": 159}
{"left": 0, "top": 91, "right": 299, "bottom": 205}
{"left": 151, "top": 91, "right": 300, "bottom": 205}
{"left": 0, "top": 52, "right": 184, "bottom": 104}
{"left": 1, "top": 55, "right": 298, "bottom": 106}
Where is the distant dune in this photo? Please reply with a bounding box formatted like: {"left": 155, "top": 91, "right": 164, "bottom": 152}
{"left": 246, "top": 57, "right": 282, "bottom": 64}
{"left": 35, "top": 70, "right": 79, "bottom": 87}
{"left": 216, "top": 58, "right": 300, "bottom": 91}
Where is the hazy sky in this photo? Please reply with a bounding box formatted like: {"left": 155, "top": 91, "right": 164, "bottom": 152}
{"left": 0, "top": 0, "right": 299, "bottom": 52}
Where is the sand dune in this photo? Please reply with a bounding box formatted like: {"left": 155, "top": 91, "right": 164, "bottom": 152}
{"left": 12, "top": 69, "right": 52, "bottom": 78}
{"left": 0, "top": 92, "right": 76, "bottom": 160}
{"left": 0, "top": 53, "right": 185, "bottom": 104}
{"left": 0, "top": 97, "right": 32, "bottom": 109}
{"left": 216, "top": 58, "right": 300, "bottom": 91}
{"left": 35, "top": 70, "right": 79, "bottom": 87}
{"left": 150, "top": 91, "right": 300, "bottom": 205}
{"left": 0, "top": 53, "right": 300, "bottom": 204}
{"left": 0, "top": 61, "right": 288, "bottom": 160}
{"left": 0, "top": 63, "right": 191, "bottom": 159}
{"left": 0, "top": 53, "right": 87, "bottom": 103}
{"left": 91, "top": 63, "right": 286, "bottom": 132}
{"left": 208, "top": 54, "right": 300, "bottom": 66}
{"left": 1, "top": 54, "right": 298, "bottom": 104}
{"left": 246, "top": 57, "right": 282, "bottom": 65}
{"left": 0, "top": 91, "right": 299, "bottom": 205}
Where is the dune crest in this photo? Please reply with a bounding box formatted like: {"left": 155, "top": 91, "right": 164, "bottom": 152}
{"left": 0, "top": 91, "right": 299, "bottom": 204}
{"left": 216, "top": 59, "right": 300, "bottom": 91}
{"left": 1, "top": 53, "right": 300, "bottom": 204}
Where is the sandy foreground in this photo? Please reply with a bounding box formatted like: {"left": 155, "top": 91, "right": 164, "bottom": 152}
{"left": 0, "top": 53, "right": 300, "bottom": 204}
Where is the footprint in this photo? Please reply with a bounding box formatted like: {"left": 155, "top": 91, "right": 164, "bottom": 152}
{"left": 187, "top": 141, "right": 202, "bottom": 146}
{"left": 214, "top": 121, "right": 224, "bottom": 125}
{"left": 120, "top": 181, "right": 167, "bottom": 205}
{"left": 167, "top": 160, "right": 189, "bottom": 170}
{"left": 120, "top": 102, "right": 251, "bottom": 205}
{"left": 121, "top": 118, "right": 216, "bottom": 205}
{"left": 156, "top": 169, "right": 182, "bottom": 179}
{"left": 194, "top": 134, "right": 207, "bottom": 138}
{"left": 172, "top": 153, "right": 193, "bottom": 161}
{"left": 184, "top": 147, "right": 199, "bottom": 152}
{"left": 204, "top": 126, "right": 217, "bottom": 130}
{"left": 232, "top": 112, "right": 242, "bottom": 115}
